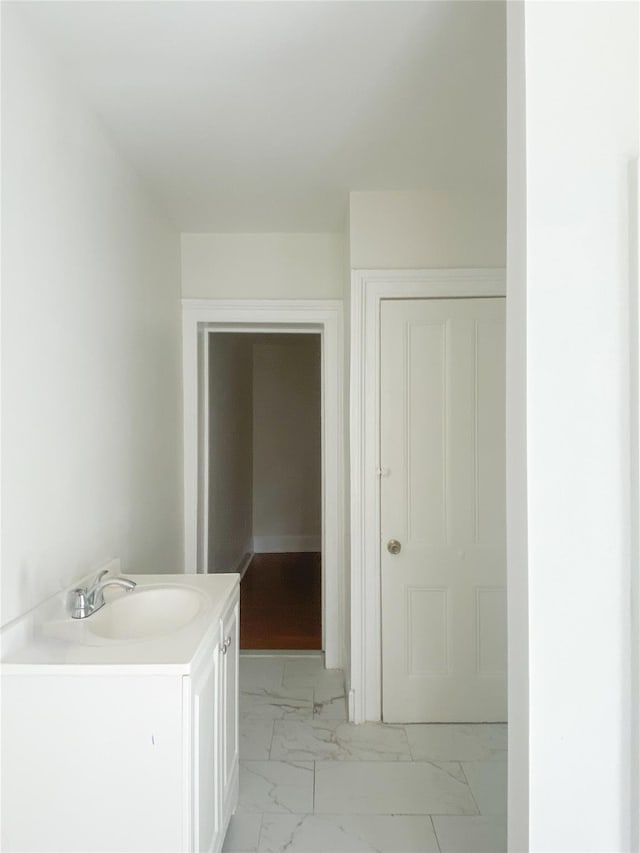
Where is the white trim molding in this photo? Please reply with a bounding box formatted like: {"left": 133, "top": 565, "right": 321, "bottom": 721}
{"left": 630, "top": 156, "right": 640, "bottom": 853}
{"left": 182, "top": 299, "right": 345, "bottom": 670}
{"left": 235, "top": 550, "right": 254, "bottom": 580}
{"left": 349, "top": 268, "right": 506, "bottom": 723}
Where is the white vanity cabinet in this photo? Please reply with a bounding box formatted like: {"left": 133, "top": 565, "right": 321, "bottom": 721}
{"left": 1, "top": 574, "right": 240, "bottom": 853}
{"left": 219, "top": 592, "right": 240, "bottom": 826}
{"left": 188, "top": 588, "right": 239, "bottom": 853}
{"left": 189, "top": 637, "right": 223, "bottom": 852}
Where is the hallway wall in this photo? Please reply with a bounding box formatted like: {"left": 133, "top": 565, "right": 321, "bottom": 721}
{"left": 181, "top": 233, "right": 345, "bottom": 300}
{"left": 252, "top": 336, "right": 321, "bottom": 552}
{"left": 209, "top": 335, "right": 254, "bottom": 573}
{"left": 208, "top": 333, "right": 321, "bottom": 569}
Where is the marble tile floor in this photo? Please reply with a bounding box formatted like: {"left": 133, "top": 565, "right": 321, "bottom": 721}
{"left": 223, "top": 653, "right": 507, "bottom": 853}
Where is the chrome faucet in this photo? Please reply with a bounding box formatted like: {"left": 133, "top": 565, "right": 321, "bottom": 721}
{"left": 68, "top": 569, "right": 136, "bottom": 619}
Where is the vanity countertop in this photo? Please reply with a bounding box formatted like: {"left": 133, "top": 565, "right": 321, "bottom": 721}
{"left": 0, "top": 573, "right": 239, "bottom": 676}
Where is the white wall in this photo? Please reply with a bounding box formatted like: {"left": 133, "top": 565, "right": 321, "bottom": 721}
{"left": 208, "top": 335, "right": 253, "bottom": 572}
{"left": 349, "top": 190, "right": 506, "bottom": 269}
{"left": 515, "top": 2, "right": 639, "bottom": 850}
{"left": 181, "top": 233, "right": 345, "bottom": 300}
{"left": 342, "top": 216, "right": 352, "bottom": 688}
{"left": 505, "top": 2, "right": 529, "bottom": 850}
{"left": 252, "top": 336, "right": 321, "bottom": 552}
{"left": 1, "top": 12, "right": 183, "bottom": 626}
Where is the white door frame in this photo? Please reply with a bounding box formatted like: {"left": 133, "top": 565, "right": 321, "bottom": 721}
{"left": 349, "top": 269, "right": 506, "bottom": 723}
{"left": 631, "top": 156, "right": 640, "bottom": 852}
{"left": 182, "top": 299, "right": 345, "bottom": 670}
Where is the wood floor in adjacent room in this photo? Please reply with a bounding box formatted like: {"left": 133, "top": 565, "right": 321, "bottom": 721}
{"left": 240, "top": 552, "right": 321, "bottom": 650}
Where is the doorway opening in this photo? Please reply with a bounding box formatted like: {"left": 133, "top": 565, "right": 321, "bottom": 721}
{"left": 241, "top": 553, "right": 321, "bottom": 649}
{"left": 182, "top": 299, "right": 345, "bottom": 670}
{"left": 207, "top": 331, "right": 322, "bottom": 650}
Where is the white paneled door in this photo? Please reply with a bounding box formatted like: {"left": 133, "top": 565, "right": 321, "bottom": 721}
{"left": 380, "top": 298, "right": 506, "bottom": 722}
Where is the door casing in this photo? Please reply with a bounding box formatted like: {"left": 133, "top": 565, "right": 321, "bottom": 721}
{"left": 349, "top": 269, "right": 506, "bottom": 723}
{"left": 182, "top": 299, "right": 345, "bottom": 670}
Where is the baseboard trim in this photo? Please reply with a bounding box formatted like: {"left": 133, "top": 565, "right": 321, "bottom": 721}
{"left": 240, "top": 650, "right": 324, "bottom": 659}
{"left": 235, "top": 551, "right": 254, "bottom": 579}
{"left": 253, "top": 535, "right": 321, "bottom": 553}
{"left": 348, "top": 689, "right": 357, "bottom": 723}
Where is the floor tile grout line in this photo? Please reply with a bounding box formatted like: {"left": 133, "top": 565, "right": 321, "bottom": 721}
{"left": 267, "top": 718, "right": 275, "bottom": 761}
{"left": 430, "top": 814, "right": 443, "bottom": 853}
{"left": 312, "top": 760, "right": 317, "bottom": 814}
{"left": 254, "top": 811, "right": 265, "bottom": 853}
{"left": 403, "top": 724, "right": 420, "bottom": 763}
{"left": 458, "top": 761, "right": 482, "bottom": 817}
{"left": 243, "top": 810, "right": 502, "bottom": 818}
{"left": 399, "top": 724, "right": 416, "bottom": 763}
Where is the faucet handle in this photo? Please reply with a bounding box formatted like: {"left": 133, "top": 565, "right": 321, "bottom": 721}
{"left": 93, "top": 568, "right": 109, "bottom": 584}
{"left": 68, "top": 588, "right": 89, "bottom": 619}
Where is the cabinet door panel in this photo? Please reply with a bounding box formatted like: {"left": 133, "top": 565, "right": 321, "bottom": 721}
{"left": 2, "top": 675, "right": 183, "bottom": 852}
{"left": 191, "top": 644, "right": 221, "bottom": 853}
{"left": 221, "top": 596, "right": 239, "bottom": 804}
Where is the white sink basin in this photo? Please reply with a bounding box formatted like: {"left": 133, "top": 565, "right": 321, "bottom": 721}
{"left": 88, "top": 585, "right": 206, "bottom": 641}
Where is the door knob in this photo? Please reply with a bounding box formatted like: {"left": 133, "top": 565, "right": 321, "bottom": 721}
{"left": 387, "top": 539, "right": 401, "bottom": 555}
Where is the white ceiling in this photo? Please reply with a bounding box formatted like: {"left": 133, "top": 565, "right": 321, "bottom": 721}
{"left": 16, "top": 1, "right": 506, "bottom": 233}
